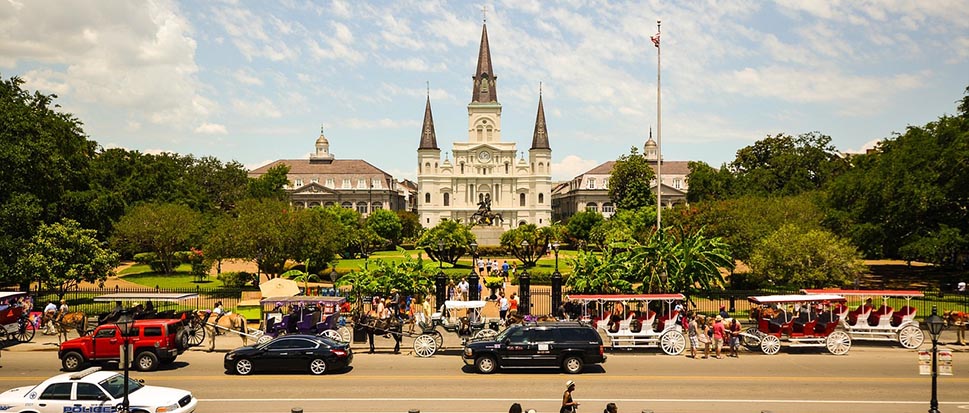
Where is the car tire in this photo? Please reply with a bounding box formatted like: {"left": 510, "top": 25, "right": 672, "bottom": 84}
{"left": 562, "top": 355, "right": 584, "bottom": 374}
{"left": 135, "top": 351, "right": 159, "bottom": 371}
{"left": 234, "top": 359, "right": 254, "bottom": 375}
{"left": 61, "top": 351, "right": 85, "bottom": 372}
{"left": 475, "top": 355, "right": 497, "bottom": 374}
{"left": 309, "top": 358, "right": 328, "bottom": 375}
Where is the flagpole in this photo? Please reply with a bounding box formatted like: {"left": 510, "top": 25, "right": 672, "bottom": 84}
{"left": 655, "top": 19, "right": 662, "bottom": 231}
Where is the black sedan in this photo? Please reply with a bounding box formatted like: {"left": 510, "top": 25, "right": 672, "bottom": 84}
{"left": 224, "top": 334, "right": 352, "bottom": 375}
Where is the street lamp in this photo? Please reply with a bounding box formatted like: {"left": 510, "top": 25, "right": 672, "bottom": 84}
{"left": 116, "top": 311, "right": 134, "bottom": 413}
{"left": 468, "top": 242, "right": 480, "bottom": 301}
{"left": 520, "top": 240, "right": 529, "bottom": 264}
{"left": 469, "top": 242, "right": 478, "bottom": 277}
{"left": 550, "top": 242, "right": 562, "bottom": 317}
{"left": 552, "top": 242, "right": 560, "bottom": 272}
{"left": 926, "top": 305, "right": 945, "bottom": 413}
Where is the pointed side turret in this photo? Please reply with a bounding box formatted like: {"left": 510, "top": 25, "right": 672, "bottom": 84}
{"left": 418, "top": 96, "right": 438, "bottom": 150}
{"left": 530, "top": 94, "right": 550, "bottom": 150}
{"left": 471, "top": 24, "right": 498, "bottom": 103}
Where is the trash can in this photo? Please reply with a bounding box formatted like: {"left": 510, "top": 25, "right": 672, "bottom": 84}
{"left": 353, "top": 324, "right": 368, "bottom": 343}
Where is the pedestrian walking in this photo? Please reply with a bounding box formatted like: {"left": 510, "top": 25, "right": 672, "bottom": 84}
{"left": 561, "top": 380, "right": 580, "bottom": 413}
{"left": 498, "top": 292, "right": 509, "bottom": 321}
{"left": 458, "top": 278, "right": 470, "bottom": 301}
{"left": 508, "top": 403, "right": 523, "bottom": 413}
{"left": 603, "top": 402, "right": 619, "bottom": 413}
{"left": 728, "top": 317, "right": 742, "bottom": 358}
{"left": 697, "top": 315, "right": 711, "bottom": 358}
{"left": 687, "top": 312, "right": 699, "bottom": 358}
{"left": 509, "top": 293, "right": 519, "bottom": 317}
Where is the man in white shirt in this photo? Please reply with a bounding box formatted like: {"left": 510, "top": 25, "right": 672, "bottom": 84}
{"left": 458, "top": 278, "right": 470, "bottom": 301}
{"left": 498, "top": 293, "right": 510, "bottom": 321}
{"left": 43, "top": 302, "right": 58, "bottom": 334}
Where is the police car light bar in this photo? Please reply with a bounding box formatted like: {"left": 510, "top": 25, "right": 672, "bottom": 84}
{"left": 69, "top": 367, "right": 103, "bottom": 380}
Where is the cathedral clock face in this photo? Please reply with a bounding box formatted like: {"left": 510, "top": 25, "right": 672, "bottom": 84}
{"left": 478, "top": 151, "right": 492, "bottom": 162}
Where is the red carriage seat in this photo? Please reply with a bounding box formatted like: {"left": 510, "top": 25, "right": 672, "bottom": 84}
{"left": 792, "top": 312, "right": 812, "bottom": 334}
{"left": 891, "top": 306, "right": 917, "bottom": 327}
{"left": 868, "top": 305, "right": 894, "bottom": 327}
{"left": 814, "top": 312, "right": 838, "bottom": 334}
{"left": 831, "top": 304, "right": 848, "bottom": 318}
{"left": 847, "top": 306, "right": 872, "bottom": 326}
{"left": 643, "top": 310, "right": 657, "bottom": 328}
{"left": 657, "top": 310, "right": 679, "bottom": 332}
{"left": 0, "top": 305, "right": 22, "bottom": 325}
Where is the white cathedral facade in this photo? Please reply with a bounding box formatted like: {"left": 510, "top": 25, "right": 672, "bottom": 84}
{"left": 417, "top": 23, "right": 552, "bottom": 229}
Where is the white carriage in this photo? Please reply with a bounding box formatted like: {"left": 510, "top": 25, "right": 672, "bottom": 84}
{"left": 744, "top": 294, "right": 852, "bottom": 355}
{"left": 411, "top": 300, "right": 498, "bottom": 358}
{"left": 802, "top": 289, "right": 925, "bottom": 349}
{"left": 568, "top": 294, "right": 687, "bottom": 356}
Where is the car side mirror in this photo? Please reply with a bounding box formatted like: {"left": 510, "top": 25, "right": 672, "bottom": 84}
{"left": 138, "top": 379, "right": 145, "bottom": 384}
{"left": 503, "top": 338, "right": 510, "bottom": 345}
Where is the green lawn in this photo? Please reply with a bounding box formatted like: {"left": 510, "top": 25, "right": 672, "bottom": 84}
{"left": 119, "top": 263, "right": 219, "bottom": 289}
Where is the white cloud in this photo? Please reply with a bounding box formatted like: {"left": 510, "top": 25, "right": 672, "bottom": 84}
{"left": 845, "top": 138, "right": 882, "bottom": 154}
{"left": 233, "top": 69, "right": 263, "bottom": 85}
{"left": 381, "top": 57, "right": 447, "bottom": 72}
{"left": 194, "top": 122, "right": 228, "bottom": 134}
{"left": 342, "top": 118, "right": 420, "bottom": 129}
{"left": 552, "top": 155, "right": 601, "bottom": 181}
{"left": 307, "top": 22, "right": 363, "bottom": 63}
{"left": 210, "top": 6, "right": 299, "bottom": 62}
{"left": 232, "top": 97, "right": 282, "bottom": 118}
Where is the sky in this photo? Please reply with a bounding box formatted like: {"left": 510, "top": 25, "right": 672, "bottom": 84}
{"left": 2, "top": 0, "right": 967, "bottom": 182}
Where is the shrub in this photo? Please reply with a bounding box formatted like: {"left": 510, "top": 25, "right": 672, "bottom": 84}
{"left": 132, "top": 252, "right": 157, "bottom": 265}
{"left": 217, "top": 271, "right": 253, "bottom": 288}
{"left": 475, "top": 245, "right": 507, "bottom": 257}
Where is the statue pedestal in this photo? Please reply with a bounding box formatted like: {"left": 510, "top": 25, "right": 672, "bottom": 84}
{"left": 470, "top": 227, "right": 504, "bottom": 247}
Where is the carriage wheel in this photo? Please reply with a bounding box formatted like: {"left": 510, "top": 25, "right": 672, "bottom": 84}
{"left": 15, "top": 320, "right": 35, "bottom": 343}
{"left": 428, "top": 330, "right": 444, "bottom": 350}
{"left": 742, "top": 327, "right": 761, "bottom": 350}
{"left": 473, "top": 328, "right": 498, "bottom": 341}
{"left": 338, "top": 326, "right": 352, "bottom": 343}
{"left": 187, "top": 318, "right": 206, "bottom": 347}
{"left": 660, "top": 330, "right": 686, "bottom": 355}
{"left": 413, "top": 334, "right": 438, "bottom": 358}
{"left": 825, "top": 331, "right": 851, "bottom": 355}
{"left": 256, "top": 335, "right": 272, "bottom": 345}
{"left": 321, "top": 329, "right": 342, "bottom": 341}
{"left": 760, "top": 335, "right": 781, "bottom": 355}
{"left": 898, "top": 325, "right": 924, "bottom": 349}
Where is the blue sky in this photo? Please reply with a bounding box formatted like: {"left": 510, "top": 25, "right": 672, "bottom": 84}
{"left": 2, "top": 1, "right": 967, "bottom": 182}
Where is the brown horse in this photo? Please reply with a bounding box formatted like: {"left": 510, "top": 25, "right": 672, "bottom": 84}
{"left": 943, "top": 311, "right": 967, "bottom": 345}
{"left": 749, "top": 306, "right": 778, "bottom": 322}
{"left": 198, "top": 311, "right": 248, "bottom": 352}
{"left": 51, "top": 312, "right": 87, "bottom": 344}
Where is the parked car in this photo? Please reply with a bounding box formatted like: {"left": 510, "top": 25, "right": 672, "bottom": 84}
{"left": 224, "top": 334, "right": 352, "bottom": 375}
{"left": 0, "top": 366, "right": 197, "bottom": 413}
{"left": 59, "top": 319, "right": 189, "bottom": 372}
{"left": 463, "top": 322, "right": 606, "bottom": 374}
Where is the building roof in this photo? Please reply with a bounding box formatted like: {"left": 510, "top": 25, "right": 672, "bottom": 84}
{"left": 418, "top": 95, "right": 438, "bottom": 150}
{"left": 531, "top": 94, "right": 550, "bottom": 150}
{"left": 576, "top": 160, "right": 691, "bottom": 178}
{"left": 471, "top": 23, "right": 498, "bottom": 103}
{"left": 249, "top": 159, "right": 392, "bottom": 178}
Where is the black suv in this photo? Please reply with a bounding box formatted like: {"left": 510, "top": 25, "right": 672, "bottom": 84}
{"left": 462, "top": 322, "right": 605, "bottom": 374}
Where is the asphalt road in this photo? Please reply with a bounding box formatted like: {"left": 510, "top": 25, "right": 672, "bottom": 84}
{"left": 2, "top": 333, "right": 968, "bottom": 413}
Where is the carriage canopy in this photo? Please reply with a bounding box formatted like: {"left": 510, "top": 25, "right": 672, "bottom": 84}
{"left": 0, "top": 291, "right": 29, "bottom": 301}
{"left": 442, "top": 300, "right": 488, "bottom": 309}
{"left": 567, "top": 294, "right": 686, "bottom": 302}
{"left": 801, "top": 289, "right": 924, "bottom": 298}
{"left": 747, "top": 294, "right": 846, "bottom": 305}
{"left": 93, "top": 293, "right": 200, "bottom": 302}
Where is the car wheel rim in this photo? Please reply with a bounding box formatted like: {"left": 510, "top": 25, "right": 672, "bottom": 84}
{"left": 139, "top": 357, "right": 152, "bottom": 370}
{"left": 566, "top": 358, "right": 581, "bottom": 372}
{"left": 310, "top": 359, "right": 327, "bottom": 374}
{"left": 478, "top": 357, "right": 494, "bottom": 372}
{"left": 65, "top": 356, "right": 80, "bottom": 370}
{"left": 236, "top": 360, "right": 252, "bottom": 375}
{"left": 899, "top": 325, "right": 924, "bottom": 349}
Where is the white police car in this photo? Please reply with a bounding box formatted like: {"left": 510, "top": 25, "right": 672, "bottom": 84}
{"left": 0, "top": 367, "right": 196, "bottom": 413}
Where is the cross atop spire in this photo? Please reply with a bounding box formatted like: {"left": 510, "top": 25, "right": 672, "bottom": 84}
{"left": 481, "top": 5, "right": 487, "bottom": 23}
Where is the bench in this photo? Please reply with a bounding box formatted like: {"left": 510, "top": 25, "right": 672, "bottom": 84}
{"left": 868, "top": 305, "right": 894, "bottom": 327}
{"left": 891, "top": 306, "right": 917, "bottom": 327}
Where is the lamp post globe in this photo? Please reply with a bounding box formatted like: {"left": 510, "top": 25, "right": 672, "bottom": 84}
{"left": 926, "top": 305, "right": 945, "bottom": 413}
{"left": 116, "top": 311, "right": 134, "bottom": 413}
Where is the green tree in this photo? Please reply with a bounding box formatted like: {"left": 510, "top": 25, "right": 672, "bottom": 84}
{"left": 565, "top": 211, "right": 603, "bottom": 249}
{"left": 730, "top": 132, "right": 848, "bottom": 197}
{"left": 396, "top": 210, "right": 422, "bottom": 241}
{"left": 19, "top": 219, "right": 119, "bottom": 294}
{"left": 589, "top": 208, "right": 656, "bottom": 250}
{"left": 499, "top": 224, "right": 555, "bottom": 267}
{"left": 748, "top": 224, "right": 866, "bottom": 288}
{"left": 565, "top": 248, "right": 635, "bottom": 294}
{"left": 367, "top": 208, "right": 403, "bottom": 246}
{"left": 227, "top": 198, "right": 292, "bottom": 278}
{"left": 290, "top": 207, "right": 344, "bottom": 271}
{"left": 416, "top": 220, "right": 475, "bottom": 265}
{"left": 607, "top": 146, "right": 656, "bottom": 210}
{"left": 248, "top": 164, "right": 290, "bottom": 200}
{"left": 685, "top": 161, "right": 734, "bottom": 202}
{"left": 0, "top": 76, "right": 97, "bottom": 286}
{"left": 336, "top": 248, "right": 437, "bottom": 301}
{"left": 628, "top": 227, "right": 733, "bottom": 297}
{"left": 111, "top": 203, "right": 202, "bottom": 274}
{"left": 319, "top": 206, "right": 371, "bottom": 259}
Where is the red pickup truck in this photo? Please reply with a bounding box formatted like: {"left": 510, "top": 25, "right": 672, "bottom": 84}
{"left": 58, "top": 319, "right": 188, "bottom": 372}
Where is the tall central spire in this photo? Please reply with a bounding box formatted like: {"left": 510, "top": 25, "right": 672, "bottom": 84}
{"left": 531, "top": 91, "right": 550, "bottom": 150}
{"left": 471, "top": 23, "right": 498, "bottom": 103}
{"left": 418, "top": 94, "right": 438, "bottom": 150}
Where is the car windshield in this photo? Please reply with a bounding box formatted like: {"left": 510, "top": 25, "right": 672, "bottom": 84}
{"left": 99, "top": 374, "right": 145, "bottom": 399}
{"left": 495, "top": 325, "right": 521, "bottom": 341}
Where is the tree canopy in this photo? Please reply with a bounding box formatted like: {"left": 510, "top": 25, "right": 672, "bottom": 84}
{"left": 19, "top": 219, "right": 119, "bottom": 293}
{"left": 608, "top": 146, "right": 656, "bottom": 210}
{"left": 748, "top": 224, "right": 866, "bottom": 288}
{"left": 416, "top": 220, "right": 475, "bottom": 265}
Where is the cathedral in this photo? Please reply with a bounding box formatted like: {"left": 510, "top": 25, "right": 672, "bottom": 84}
{"left": 417, "top": 22, "right": 553, "bottom": 228}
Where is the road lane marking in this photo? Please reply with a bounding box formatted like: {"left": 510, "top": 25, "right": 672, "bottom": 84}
{"left": 197, "top": 397, "right": 969, "bottom": 405}
{"left": 3, "top": 375, "right": 969, "bottom": 383}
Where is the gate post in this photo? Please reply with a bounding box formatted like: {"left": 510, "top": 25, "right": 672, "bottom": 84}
{"left": 519, "top": 269, "right": 531, "bottom": 315}
{"left": 435, "top": 271, "right": 447, "bottom": 310}
{"left": 551, "top": 271, "right": 562, "bottom": 317}
{"left": 468, "top": 272, "right": 480, "bottom": 301}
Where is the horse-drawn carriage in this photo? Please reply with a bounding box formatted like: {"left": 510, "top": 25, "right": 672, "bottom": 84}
{"left": 802, "top": 289, "right": 925, "bottom": 349}
{"left": 568, "top": 294, "right": 688, "bottom": 355}
{"left": 0, "top": 291, "right": 34, "bottom": 343}
{"left": 259, "top": 296, "right": 349, "bottom": 345}
{"left": 744, "top": 294, "right": 852, "bottom": 355}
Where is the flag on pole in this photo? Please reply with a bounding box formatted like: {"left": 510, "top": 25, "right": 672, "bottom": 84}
{"left": 650, "top": 33, "right": 660, "bottom": 48}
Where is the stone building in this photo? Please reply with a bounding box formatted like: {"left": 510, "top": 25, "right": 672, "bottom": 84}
{"left": 416, "top": 22, "right": 553, "bottom": 228}
{"left": 551, "top": 134, "right": 689, "bottom": 222}
{"left": 248, "top": 128, "right": 406, "bottom": 214}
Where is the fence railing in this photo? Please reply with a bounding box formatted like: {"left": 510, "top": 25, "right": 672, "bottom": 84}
{"left": 11, "top": 285, "right": 968, "bottom": 323}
